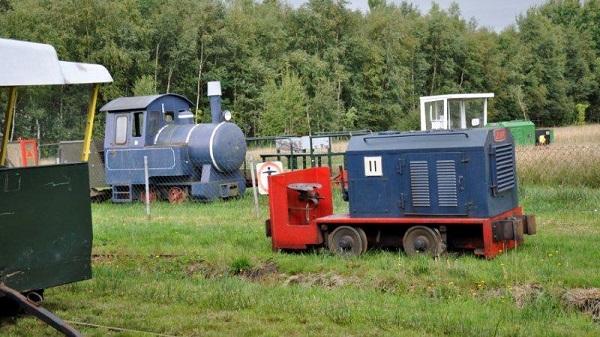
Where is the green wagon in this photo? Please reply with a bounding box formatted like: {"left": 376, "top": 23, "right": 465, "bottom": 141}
{"left": 0, "top": 38, "right": 112, "bottom": 336}
{"left": 486, "top": 120, "right": 536, "bottom": 146}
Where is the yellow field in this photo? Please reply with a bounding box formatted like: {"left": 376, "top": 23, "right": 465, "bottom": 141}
{"left": 552, "top": 124, "right": 600, "bottom": 145}
{"left": 517, "top": 124, "right": 600, "bottom": 187}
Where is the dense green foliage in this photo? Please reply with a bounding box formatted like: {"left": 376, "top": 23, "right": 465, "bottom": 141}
{"left": 1, "top": 0, "right": 600, "bottom": 139}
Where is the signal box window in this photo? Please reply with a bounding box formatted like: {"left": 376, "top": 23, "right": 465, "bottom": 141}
{"left": 132, "top": 112, "right": 144, "bottom": 137}
{"left": 115, "top": 115, "right": 128, "bottom": 145}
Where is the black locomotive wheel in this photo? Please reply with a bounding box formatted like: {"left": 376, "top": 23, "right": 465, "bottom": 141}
{"left": 328, "top": 226, "right": 364, "bottom": 257}
{"left": 402, "top": 226, "right": 442, "bottom": 257}
{"left": 355, "top": 227, "right": 368, "bottom": 254}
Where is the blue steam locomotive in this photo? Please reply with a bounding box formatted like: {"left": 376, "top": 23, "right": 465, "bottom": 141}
{"left": 101, "top": 81, "right": 247, "bottom": 202}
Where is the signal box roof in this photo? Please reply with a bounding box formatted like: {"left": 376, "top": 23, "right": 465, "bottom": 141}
{"left": 99, "top": 94, "right": 193, "bottom": 112}
{"left": 0, "top": 38, "right": 113, "bottom": 87}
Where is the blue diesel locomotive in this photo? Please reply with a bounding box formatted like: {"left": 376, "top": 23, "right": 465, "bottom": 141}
{"left": 266, "top": 127, "right": 536, "bottom": 258}
{"left": 101, "top": 81, "right": 247, "bottom": 202}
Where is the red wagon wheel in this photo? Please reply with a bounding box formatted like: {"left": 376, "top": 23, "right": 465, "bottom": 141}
{"left": 139, "top": 189, "right": 158, "bottom": 203}
{"left": 168, "top": 187, "right": 188, "bottom": 204}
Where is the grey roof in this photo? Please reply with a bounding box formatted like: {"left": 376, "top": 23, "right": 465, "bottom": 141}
{"left": 0, "top": 38, "right": 113, "bottom": 86}
{"left": 346, "top": 128, "right": 498, "bottom": 152}
{"left": 99, "top": 94, "right": 193, "bottom": 112}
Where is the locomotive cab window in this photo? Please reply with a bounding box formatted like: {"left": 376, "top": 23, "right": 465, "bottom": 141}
{"left": 164, "top": 111, "right": 175, "bottom": 123}
{"left": 466, "top": 100, "right": 484, "bottom": 128}
{"left": 115, "top": 115, "right": 128, "bottom": 145}
{"left": 425, "top": 101, "right": 445, "bottom": 130}
{"left": 132, "top": 112, "right": 144, "bottom": 137}
{"left": 420, "top": 93, "right": 492, "bottom": 131}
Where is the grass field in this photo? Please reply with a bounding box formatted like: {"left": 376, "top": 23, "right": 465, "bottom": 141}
{"left": 1, "top": 184, "right": 600, "bottom": 337}
{"left": 3, "top": 125, "right": 600, "bottom": 336}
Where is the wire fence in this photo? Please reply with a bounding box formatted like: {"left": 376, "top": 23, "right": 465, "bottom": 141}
{"left": 6, "top": 126, "right": 600, "bottom": 219}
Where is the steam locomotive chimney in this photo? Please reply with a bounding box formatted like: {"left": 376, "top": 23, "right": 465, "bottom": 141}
{"left": 207, "top": 81, "right": 222, "bottom": 124}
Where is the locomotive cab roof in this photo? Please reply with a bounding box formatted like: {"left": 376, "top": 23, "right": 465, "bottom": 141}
{"left": 100, "top": 94, "right": 193, "bottom": 112}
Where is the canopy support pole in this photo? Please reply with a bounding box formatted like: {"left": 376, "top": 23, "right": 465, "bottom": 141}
{"left": 81, "top": 83, "right": 100, "bottom": 162}
{"left": 0, "top": 87, "right": 18, "bottom": 166}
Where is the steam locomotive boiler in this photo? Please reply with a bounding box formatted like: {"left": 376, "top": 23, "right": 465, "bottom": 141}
{"left": 102, "top": 81, "right": 246, "bottom": 202}
{"left": 266, "top": 128, "right": 536, "bottom": 258}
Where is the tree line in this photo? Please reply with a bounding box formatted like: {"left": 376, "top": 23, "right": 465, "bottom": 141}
{"left": 1, "top": 0, "right": 600, "bottom": 141}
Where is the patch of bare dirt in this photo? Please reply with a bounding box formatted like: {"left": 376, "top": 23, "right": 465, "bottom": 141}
{"left": 238, "top": 261, "right": 281, "bottom": 281}
{"left": 185, "top": 260, "right": 225, "bottom": 278}
{"left": 93, "top": 253, "right": 182, "bottom": 262}
{"left": 563, "top": 288, "right": 600, "bottom": 321}
{"left": 283, "top": 272, "right": 359, "bottom": 289}
{"left": 510, "top": 284, "right": 543, "bottom": 308}
{"left": 184, "top": 260, "right": 360, "bottom": 289}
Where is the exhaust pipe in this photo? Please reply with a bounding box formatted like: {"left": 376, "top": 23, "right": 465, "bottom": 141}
{"left": 207, "top": 81, "right": 222, "bottom": 124}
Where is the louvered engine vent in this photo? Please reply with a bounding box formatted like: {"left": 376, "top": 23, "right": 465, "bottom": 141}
{"left": 436, "top": 160, "right": 458, "bottom": 207}
{"left": 494, "top": 143, "right": 516, "bottom": 193}
{"left": 410, "top": 161, "right": 431, "bottom": 207}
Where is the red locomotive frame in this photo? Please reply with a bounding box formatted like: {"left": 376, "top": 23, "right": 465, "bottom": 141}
{"left": 267, "top": 167, "right": 535, "bottom": 258}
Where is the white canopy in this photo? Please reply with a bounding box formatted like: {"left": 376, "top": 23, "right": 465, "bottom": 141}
{"left": 419, "top": 93, "right": 495, "bottom": 104}
{"left": 0, "top": 38, "right": 113, "bottom": 87}
{"left": 419, "top": 93, "right": 494, "bottom": 131}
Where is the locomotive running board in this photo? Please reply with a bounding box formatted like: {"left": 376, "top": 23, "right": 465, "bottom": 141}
{"left": 0, "top": 283, "right": 83, "bottom": 337}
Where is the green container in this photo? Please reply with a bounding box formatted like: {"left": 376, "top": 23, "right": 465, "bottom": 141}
{"left": 487, "top": 120, "right": 535, "bottom": 146}
{"left": 0, "top": 163, "right": 92, "bottom": 293}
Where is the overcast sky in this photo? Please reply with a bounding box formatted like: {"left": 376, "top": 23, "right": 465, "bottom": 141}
{"left": 287, "top": 0, "right": 545, "bottom": 31}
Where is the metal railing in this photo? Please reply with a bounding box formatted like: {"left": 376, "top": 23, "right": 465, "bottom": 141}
{"left": 246, "top": 130, "right": 371, "bottom": 171}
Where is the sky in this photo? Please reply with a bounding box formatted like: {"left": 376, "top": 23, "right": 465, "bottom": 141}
{"left": 287, "top": 0, "right": 545, "bottom": 31}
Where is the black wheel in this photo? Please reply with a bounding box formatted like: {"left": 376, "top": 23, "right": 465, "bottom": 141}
{"left": 402, "top": 226, "right": 443, "bottom": 257}
{"left": 328, "top": 226, "right": 364, "bottom": 257}
{"left": 25, "top": 290, "right": 44, "bottom": 305}
{"left": 0, "top": 296, "right": 21, "bottom": 316}
{"left": 355, "top": 227, "right": 368, "bottom": 254}
{"left": 0, "top": 289, "right": 43, "bottom": 317}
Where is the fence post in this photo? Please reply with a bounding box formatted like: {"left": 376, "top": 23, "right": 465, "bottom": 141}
{"left": 249, "top": 161, "right": 260, "bottom": 218}
{"left": 144, "top": 155, "right": 150, "bottom": 219}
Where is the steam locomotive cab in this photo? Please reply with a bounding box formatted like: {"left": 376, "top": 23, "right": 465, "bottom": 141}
{"left": 102, "top": 82, "right": 247, "bottom": 202}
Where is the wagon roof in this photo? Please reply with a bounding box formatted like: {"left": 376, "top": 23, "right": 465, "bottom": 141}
{"left": 487, "top": 120, "right": 535, "bottom": 127}
{"left": 99, "top": 94, "right": 193, "bottom": 112}
{"left": 0, "top": 38, "right": 113, "bottom": 86}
